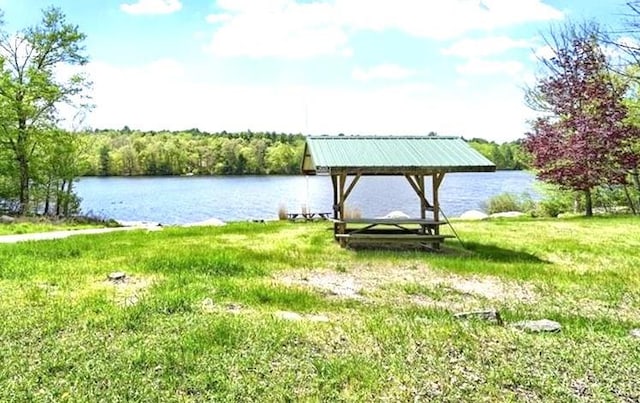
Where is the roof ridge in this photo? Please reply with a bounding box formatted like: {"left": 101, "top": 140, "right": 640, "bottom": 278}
{"left": 306, "top": 135, "right": 461, "bottom": 140}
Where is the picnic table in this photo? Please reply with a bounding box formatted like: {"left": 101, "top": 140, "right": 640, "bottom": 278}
{"left": 331, "top": 217, "right": 453, "bottom": 248}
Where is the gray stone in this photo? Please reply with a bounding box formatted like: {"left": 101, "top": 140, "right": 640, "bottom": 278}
{"left": 630, "top": 329, "right": 640, "bottom": 338}
{"left": 512, "top": 319, "right": 561, "bottom": 333}
{"left": 489, "top": 211, "right": 525, "bottom": 218}
{"left": 108, "top": 272, "right": 126, "bottom": 282}
{"left": 275, "top": 311, "right": 303, "bottom": 321}
{"left": 201, "top": 298, "right": 215, "bottom": 313}
{"left": 182, "top": 218, "right": 226, "bottom": 227}
{"left": 454, "top": 309, "right": 503, "bottom": 325}
{"left": 379, "top": 210, "right": 410, "bottom": 219}
{"left": 459, "top": 210, "right": 489, "bottom": 220}
{"left": 307, "top": 314, "right": 330, "bottom": 322}
{"left": 0, "top": 215, "right": 15, "bottom": 223}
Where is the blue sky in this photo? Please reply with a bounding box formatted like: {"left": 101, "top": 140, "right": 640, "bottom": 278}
{"left": 0, "top": 0, "right": 633, "bottom": 141}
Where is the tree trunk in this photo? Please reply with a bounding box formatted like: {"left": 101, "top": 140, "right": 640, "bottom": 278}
{"left": 631, "top": 167, "right": 640, "bottom": 212}
{"left": 43, "top": 180, "right": 52, "bottom": 215}
{"left": 16, "top": 114, "right": 30, "bottom": 215}
{"left": 623, "top": 185, "right": 637, "bottom": 215}
{"left": 56, "top": 180, "right": 65, "bottom": 216}
{"left": 63, "top": 179, "right": 73, "bottom": 217}
{"left": 584, "top": 189, "right": 593, "bottom": 217}
{"left": 17, "top": 153, "right": 29, "bottom": 215}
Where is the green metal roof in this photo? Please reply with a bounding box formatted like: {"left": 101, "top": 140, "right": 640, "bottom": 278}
{"left": 302, "top": 135, "right": 496, "bottom": 175}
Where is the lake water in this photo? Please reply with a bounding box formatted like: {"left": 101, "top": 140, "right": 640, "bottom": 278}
{"left": 75, "top": 171, "right": 539, "bottom": 225}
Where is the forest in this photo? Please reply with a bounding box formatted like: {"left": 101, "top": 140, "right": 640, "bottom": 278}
{"left": 76, "top": 128, "right": 527, "bottom": 177}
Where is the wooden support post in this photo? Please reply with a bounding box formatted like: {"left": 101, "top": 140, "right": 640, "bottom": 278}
{"left": 432, "top": 172, "right": 445, "bottom": 246}
{"left": 418, "top": 174, "right": 426, "bottom": 220}
{"left": 331, "top": 175, "right": 338, "bottom": 220}
{"left": 338, "top": 173, "right": 347, "bottom": 246}
{"left": 405, "top": 174, "right": 433, "bottom": 219}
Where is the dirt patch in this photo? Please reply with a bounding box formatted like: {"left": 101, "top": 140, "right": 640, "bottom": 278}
{"left": 200, "top": 298, "right": 245, "bottom": 314}
{"left": 278, "top": 264, "right": 538, "bottom": 307}
{"left": 99, "top": 274, "right": 155, "bottom": 307}
{"left": 281, "top": 273, "right": 364, "bottom": 299}
{"left": 445, "top": 276, "right": 537, "bottom": 302}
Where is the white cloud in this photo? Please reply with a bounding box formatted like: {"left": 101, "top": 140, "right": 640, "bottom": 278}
{"left": 443, "top": 36, "right": 532, "bottom": 58}
{"left": 83, "top": 59, "right": 531, "bottom": 141}
{"left": 120, "top": 0, "right": 182, "bottom": 15}
{"left": 531, "top": 45, "right": 555, "bottom": 61}
{"left": 336, "top": 0, "right": 562, "bottom": 40}
{"left": 204, "top": 0, "right": 563, "bottom": 59}
{"left": 205, "top": 1, "right": 349, "bottom": 58}
{"left": 352, "top": 64, "right": 416, "bottom": 81}
{"left": 456, "top": 58, "right": 524, "bottom": 76}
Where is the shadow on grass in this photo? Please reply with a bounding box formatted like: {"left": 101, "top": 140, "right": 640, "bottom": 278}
{"left": 348, "top": 240, "right": 548, "bottom": 265}
{"left": 459, "top": 241, "right": 549, "bottom": 264}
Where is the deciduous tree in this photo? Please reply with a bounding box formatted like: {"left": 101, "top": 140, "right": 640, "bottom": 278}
{"left": 524, "top": 23, "right": 639, "bottom": 216}
{"left": 0, "top": 7, "right": 89, "bottom": 213}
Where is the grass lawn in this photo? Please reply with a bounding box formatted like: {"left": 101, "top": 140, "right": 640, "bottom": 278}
{"left": 0, "top": 217, "right": 639, "bottom": 401}
{"left": 0, "top": 217, "right": 108, "bottom": 236}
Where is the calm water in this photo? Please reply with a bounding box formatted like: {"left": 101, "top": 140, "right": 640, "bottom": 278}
{"left": 75, "top": 171, "right": 538, "bottom": 225}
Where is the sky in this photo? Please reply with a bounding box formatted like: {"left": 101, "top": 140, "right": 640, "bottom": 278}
{"left": 0, "top": 0, "right": 634, "bottom": 141}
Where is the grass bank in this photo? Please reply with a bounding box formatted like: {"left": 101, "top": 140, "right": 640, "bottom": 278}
{"left": 0, "top": 216, "right": 114, "bottom": 236}
{"left": 0, "top": 217, "right": 638, "bottom": 401}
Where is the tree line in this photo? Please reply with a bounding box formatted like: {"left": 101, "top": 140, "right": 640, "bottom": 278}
{"left": 81, "top": 130, "right": 305, "bottom": 176}
{"left": 77, "top": 129, "right": 526, "bottom": 177}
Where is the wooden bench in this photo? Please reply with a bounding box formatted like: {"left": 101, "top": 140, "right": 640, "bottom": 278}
{"left": 335, "top": 233, "right": 453, "bottom": 241}
{"left": 332, "top": 218, "right": 453, "bottom": 249}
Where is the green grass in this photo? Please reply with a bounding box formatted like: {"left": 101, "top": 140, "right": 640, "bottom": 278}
{"left": 0, "top": 217, "right": 106, "bottom": 235}
{"left": 0, "top": 217, "right": 639, "bottom": 401}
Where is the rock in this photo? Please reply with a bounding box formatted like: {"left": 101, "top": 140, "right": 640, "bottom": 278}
{"left": 379, "top": 210, "right": 410, "bottom": 219}
{"left": 108, "top": 272, "right": 126, "bottom": 282}
{"left": 459, "top": 210, "right": 489, "bottom": 220}
{"left": 274, "top": 311, "right": 329, "bottom": 322}
{"left": 307, "top": 314, "right": 330, "bottom": 322}
{"left": 512, "top": 319, "right": 561, "bottom": 333}
{"left": 117, "top": 220, "right": 161, "bottom": 228}
{"left": 274, "top": 311, "right": 303, "bottom": 321}
{"left": 182, "top": 218, "right": 226, "bottom": 227}
{"left": 489, "top": 211, "right": 525, "bottom": 219}
{"left": 454, "top": 309, "right": 503, "bottom": 325}
{"left": 123, "top": 295, "right": 139, "bottom": 307}
{"left": 630, "top": 329, "right": 640, "bottom": 338}
{"left": 201, "top": 298, "right": 215, "bottom": 312}
{"left": 0, "top": 215, "right": 15, "bottom": 223}
{"left": 225, "top": 303, "right": 243, "bottom": 314}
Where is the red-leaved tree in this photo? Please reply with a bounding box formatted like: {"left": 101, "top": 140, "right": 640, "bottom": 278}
{"left": 525, "top": 24, "right": 639, "bottom": 216}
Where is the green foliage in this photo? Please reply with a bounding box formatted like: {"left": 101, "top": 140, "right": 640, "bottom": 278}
{"left": 79, "top": 130, "right": 305, "bottom": 176}
{"left": 0, "top": 8, "right": 89, "bottom": 215}
{"left": 533, "top": 183, "right": 640, "bottom": 217}
{"left": 483, "top": 192, "right": 535, "bottom": 214}
{"left": 467, "top": 139, "right": 528, "bottom": 170}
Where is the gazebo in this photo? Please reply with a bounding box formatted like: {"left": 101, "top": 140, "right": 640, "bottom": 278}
{"left": 301, "top": 135, "right": 496, "bottom": 248}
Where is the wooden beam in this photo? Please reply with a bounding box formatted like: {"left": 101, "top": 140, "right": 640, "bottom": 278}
{"left": 404, "top": 174, "right": 433, "bottom": 213}
{"left": 337, "top": 173, "right": 347, "bottom": 246}
{"left": 418, "top": 174, "right": 426, "bottom": 219}
{"left": 331, "top": 175, "right": 338, "bottom": 219}
{"left": 342, "top": 172, "right": 361, "bottom": 202}
{"left": 432, "top": 173, "right": 443, "bottom": 236}
{"left": 434, "top": 171, "right": 445, "bottom": 190}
